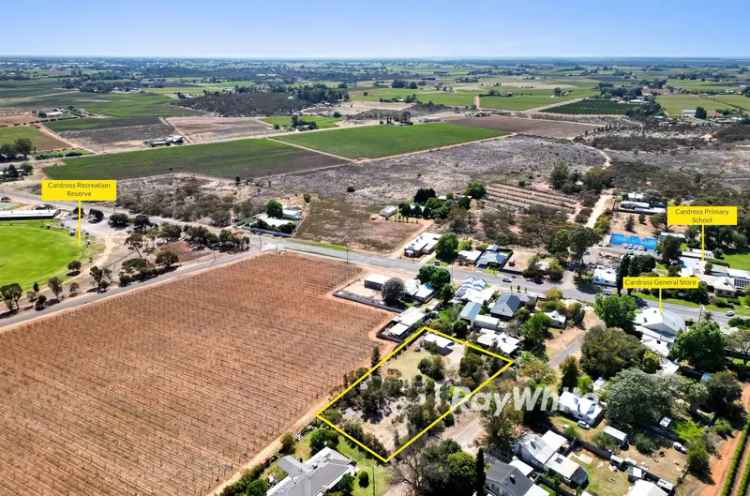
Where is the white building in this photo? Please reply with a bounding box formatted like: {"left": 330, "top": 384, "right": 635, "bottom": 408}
{"left": 269, "top": 447, "right": 354, "bottom": 496}
{"left": 387, "top": 307, "right": 426, "bottom": 339}
{"left": 634, "top": 307, "right": 685, "bottom": 343}
{"left": 515, "top": 431, "right": 587, "bottom": 486}
{"left": 544, "top": 310, "right": 567, "bottom": 328}
{"left": 558, "top": 391, "right": 603, "bottom": 426}
{"left": 404, "top": 279, "right": 435, "bottom": 302}
{"left": 404, "top": 233, "right": 440, "bottom": 257}
{"left": 627, "top": 480, "right": 667, "bottom": 496}
{"left": 422, "top": 332, "right": 454, "bottom": 354}
{"left": 593, "top": 266, "right": 617, "bottom": 287}
{"left": 477, "top": 330, "right": 520, "bottom": 355}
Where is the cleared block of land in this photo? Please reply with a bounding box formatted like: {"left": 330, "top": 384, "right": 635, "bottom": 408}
{"left": 167, "top": 116, "right": 274, "bottom": 143}
{"left": 46, "top": 138, "right": 345, "bottom": 180}
{"left": 0, "top": 252, "right": 390, "bottom": 496}
{"left": 485, "top": 183, "right": 577, "bottom": 212}
{"left": 263, "top": 115, "right": 340, "bottom": 129}
{"left": 48, "top": 117, "right": 177, "bottom": 152}
{"left": 276, "top": 123, "right": 506, "bottom": 159}
{"left": 453, "top": 115, "right": 598, "bottom": 138}
{"left": 0, "top": 125, "right": 69, "bottom": 151}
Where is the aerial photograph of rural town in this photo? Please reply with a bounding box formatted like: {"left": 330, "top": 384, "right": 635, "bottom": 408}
{"left": 1, "top": 1, "right": 749, "bottom": 495}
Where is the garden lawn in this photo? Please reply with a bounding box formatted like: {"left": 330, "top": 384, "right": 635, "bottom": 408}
{"left": 0, "top": 220, "right": 87, "bottom": 290}
{"left": 46, "top": 138, "right": 342, "bottom": 180}
{"left": 723, "top": 251, "right": 750, "bottom": 271}
{"left": 276, "top": 123, "right": 506, "bottom": 159}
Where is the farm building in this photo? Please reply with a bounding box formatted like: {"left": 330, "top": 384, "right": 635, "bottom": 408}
{"left": 0, "top": 209, "right": 59, "bottom": 220}
{"left": 364, "top": 274, "right": 389, "bottom": 291}
{"left": 269, "top": 447, "right": 354, "bottom": 496}
{"left": 379, "top": 205, "right": 398, "bottom": 218}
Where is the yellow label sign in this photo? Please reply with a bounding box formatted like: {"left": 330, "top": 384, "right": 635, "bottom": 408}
{"left": 623, "top": 276, "right": 700, "bottom": 289}
{"left": 668, "top": 205, "right": 737, "bottom": 226}
{"left": 41, "top": 180, "right": 117, "bottom": 202}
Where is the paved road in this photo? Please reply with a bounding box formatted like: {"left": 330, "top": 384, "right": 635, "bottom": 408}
{"left": 0, "top": 184, "right": 730, "bottom": 330}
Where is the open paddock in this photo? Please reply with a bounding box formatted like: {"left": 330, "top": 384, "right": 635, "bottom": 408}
{"left": 0, "top": 252, "right": 390, "bottom": 496}
{"left": 453, "top": 115, "right": 598, "bottom": 138}
{"left": 45, "top": 138, "right": 346, "bottom": 180}
{"left": 0, "top": 125, "right": 70, "bottom": 151}
{"left": 167, "top": 116, "right": 274, "bottom": 143}
{"left": 48, "top": 117, "right": 178, "bottom": 152}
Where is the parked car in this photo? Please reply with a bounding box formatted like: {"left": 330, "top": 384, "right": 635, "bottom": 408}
{"left": 726, "top": 311, "right": 736, "bottom": 317}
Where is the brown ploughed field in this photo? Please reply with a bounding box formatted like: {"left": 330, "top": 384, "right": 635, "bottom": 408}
{"left": 0, "top": 253, "right": 388, "bottom": 496}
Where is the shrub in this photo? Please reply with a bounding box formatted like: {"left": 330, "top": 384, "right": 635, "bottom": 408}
{"left": 634, "top": 433, "right": 657, "bottom": 454}
{"left": 358, "top": 471, "right": 370, "bottom": 488}
{"left": 280, "top": 432, "right": 295, "bottom": 454}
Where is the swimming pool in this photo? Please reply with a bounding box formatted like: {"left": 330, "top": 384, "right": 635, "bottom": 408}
{"left": 609, "top": 232, "right": 657, "bottom": 250}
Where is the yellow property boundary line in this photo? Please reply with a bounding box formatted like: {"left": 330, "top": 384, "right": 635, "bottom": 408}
{"left": 316, "top": 326, "right": 514, "bottom": 463}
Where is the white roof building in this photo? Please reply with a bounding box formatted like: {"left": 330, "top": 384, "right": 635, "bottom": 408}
{"left": 634, "top": 307, "right": 685, "bottom": 343}
{"left": 0, "top": 209, "right": 59, "bottom": 220}
{"left": 515, "top": 431, "right": 586, "bottom": 486}
{"left": 593, "top": 266, "right": 617, "bottom": 287}
{"left": 458, "top": 249, "right": 482, "bottom": 265}
{"left": 404, "top": 279, "right": 435, "bottom": 302}
{"left": 544, "top": 310, "right": 567, "bottom": 328}
{"left": 558, "top": 391, "right": 603, "bottom": 426}
{"left": 404, "top": 232, "right": 440, "bottom": 257}
{"left": 423, "top": 333, "right": 454, "bottom": 353}
{"left": 628, "top": 480, "right": 667, "bottom": 496}
{"left": 477, "top": 330, "right": 519, "bottom": 355}
{"left": 269, "top": 447, "right": 354, "bottom": 496}
{"left": 474, "top": 314, "right": 502, "bottom": 332}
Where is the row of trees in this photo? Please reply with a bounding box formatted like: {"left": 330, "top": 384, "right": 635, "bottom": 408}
{"left": 0, "top": 138, "right": 33, "bottom": 162}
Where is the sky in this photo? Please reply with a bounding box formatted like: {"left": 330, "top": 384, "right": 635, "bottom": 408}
{"left": 4, "top": 0, "right": 748, "bottom": 59}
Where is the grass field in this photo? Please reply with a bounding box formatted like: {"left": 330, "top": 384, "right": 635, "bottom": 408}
{"left": 723, "top": 251, "right": 750, "bottom": 271}
{"left": 666, "top": 78, "right": 741, "bottom": 92}
{"left": 0, "top": 220, "right": 87, "bottom": 289}
{"left": 0, "top": 91, "right": 197, "bottom": 124}
{"left": 0, "top": 125, "right": 69, "bottom": 151}
{"left": 0, "top": 78, "right": 64, "bottom": 99}
{"left": 657, "top": 95, "right": 750, "bottom": 116}
{"left": 47, "top": 138, "right": 344, "bottom": 180}
{"left": 263, "top": 114, "right": 340, "bottom": 129}
{"left": 276, "top": 123, "right": 506, "bottom": 159}
{"left": 542, "top": 98, "right": 642, "bottom": 115}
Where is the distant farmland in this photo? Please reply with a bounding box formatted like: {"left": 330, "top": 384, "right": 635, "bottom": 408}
{"left": 656, "top": 94, "right": 750, "bottom": 116}
{"left": 276, "top": 123, "right": 506, "bottom": 159}
{"left": 541, "top": 98, "right": 643, "bottom": 115}
{"left": 46, "top": 138, "right": 345, "bottom": 180}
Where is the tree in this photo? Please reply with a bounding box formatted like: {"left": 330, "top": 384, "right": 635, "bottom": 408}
{"left": 568, "top": 227, "right": 598, "bottom": 260}
{"left": 69, "top": 282, "right": 80, "bottom": 297}
{"left": 133, "top": 214, "right": 151, "bottom": 231}
{"left": 475, "top": 448, "right": 486, "bottom": 496}
{"left": 659, "top": 235, "right": 682, "bottom": 265}
{"left": 47, "top": 277, "right": 63, "bottom": 301}
{"left": 695, "top": 106, "right": 707, "bottom": 119}
{"left": 593, "top": 294, "right": 637, "bottom": 331}
{"left": 550, "top": 163, "right": 570, "bottom": 190}
{"left": 414, "top": 188, "right": 437, "bottom": 204}
{"left": 155, "top": 250, "right": 179, "bottom": 269}
{"left": 309, "top": 428, "right": 339, "bottom": 454}
{"left": 606, "top": 368, "right": 673, "bottom": 427}
{"left": 581, "top": 326, "right": 645, "bottom": 378}
{"left": 616, "top": 255, "right": 631, "bottom": 295}
{"left": 671, "top": 320, "right": 726, "bottom": 371}
{"left": 159, "top": 223, "right": 182, "bottom": 241}
{"left": 547, "top": 259, "right": 564, "bottom": 282}
{"left": 521, "top": 313, "right": 550, "bottom": 355}
{"left": 280, "top": 432, "right": 295, "bottom": 454}
{"left": 358, "top": 471, "right": 370, "bottom": 488}
{"left": 371, "top": 346, "right": 381, "bottom": 369}
{"left": 0, "top": 283, "right": 23, "bottom": 312}
{"left": 728, "top": 329, "right": 750, "bottom": 364}
{"left": 108, "top": 212, "right": 129, "bottom": 228}
{"left": 14, "top": 138, "right": 33, "bottom": 157}
{"left": 125, "top": 232, "right": 145, "bottom": 258}
{"left": 625, "top": 215, "right": 635, "bottom": 232}
{"left": 435, "top": 233, "right": 459, "bottom": 262}
{"left": 560, "top": 356, "right": 580, "bottom": 392}
{"left": 417, "top": 265, "right": 451, "bottom": 291}
{"left": 382, "top": 277, "right": 404, "bottom": 305}
{"left": 547, "top": 229, "right": 569, "bottom": 259}
{"left": 705, "top": 371, "right": 741, "bottom": 414}
{"left": 266, "top": 199, "right": 283, "bottom": 218}
{"left": 687, "top": 439, "right": 710, "bottom": 476}
{"left": 67, "top": 260, "right": 82, "bottom": 274}
{"left": 465, "top": 181, "right": 486, "bottom": 199}
{"left": 89, "top": 266, "right": 112, "bottom": 292}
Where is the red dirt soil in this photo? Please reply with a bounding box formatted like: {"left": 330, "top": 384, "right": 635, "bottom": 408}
{"left": 0, "top": 253, "right": 389, "bottom": 495}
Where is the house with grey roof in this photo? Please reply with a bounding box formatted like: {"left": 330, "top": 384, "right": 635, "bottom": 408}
{"left": 490, "top": 293, "right": 535, "bottom": 320}
{"left": 485, "top": 458, "right": 548, "bottom": 496}
{"left": 268, "top": 447, "right": 354, "bottom": 496}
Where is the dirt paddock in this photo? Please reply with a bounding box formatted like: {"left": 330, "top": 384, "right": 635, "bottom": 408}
{"left": 0, "top": 252, "right": 390, "bottom": 496}
{"left": 167, "top": 116, "right": 274, "bottom": 143}
{"left": 453, "top": 115, "right": 599, "bottom": 138}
